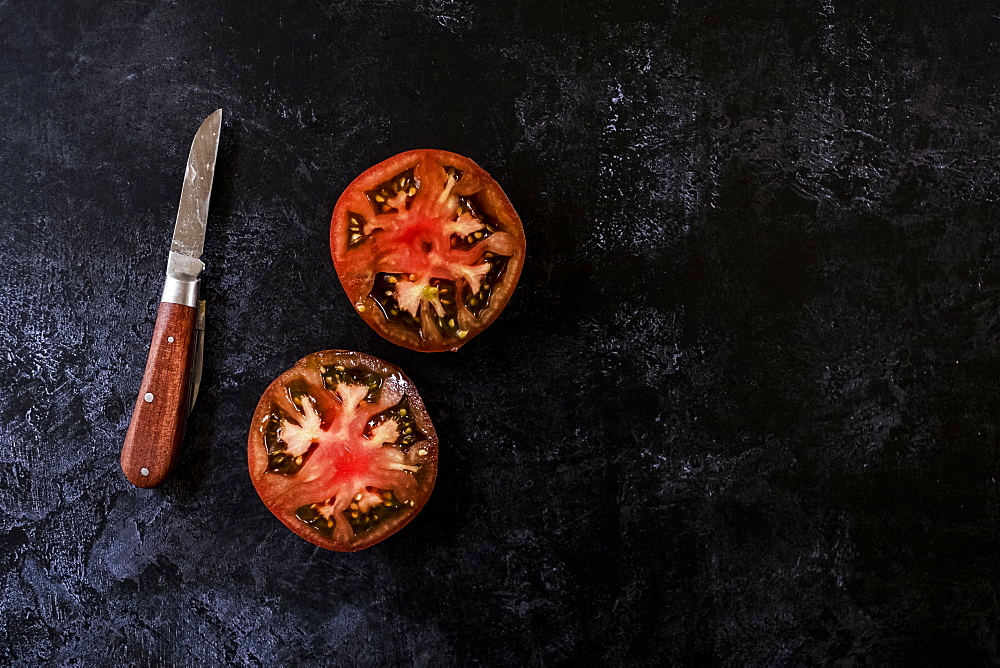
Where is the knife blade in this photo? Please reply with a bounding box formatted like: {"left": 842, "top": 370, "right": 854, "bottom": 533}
{"left": 121, "top": 109, "right": 222, "bottom": 488}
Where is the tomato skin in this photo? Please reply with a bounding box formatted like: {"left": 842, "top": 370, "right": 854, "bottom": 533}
{"left": 248, "top": 350, "right": 438, "bottom": 552}
{"left": 331, "top": 149, "right": 526, "bottom": 352}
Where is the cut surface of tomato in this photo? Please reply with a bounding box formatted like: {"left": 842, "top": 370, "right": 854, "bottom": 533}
{"left": 248, "top": 350, "right": 438, "bottom": 552}
{"left": 331, "top": 149, "right": 526, "bottom": 352}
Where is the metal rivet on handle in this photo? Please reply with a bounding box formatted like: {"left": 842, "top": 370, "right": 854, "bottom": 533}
{"left": 168, "top": 336, "right": 175, "bottom": 343}
{"left": 140, "top": 468, "right": 149, "bottom": 477}
{"left": 144, "top": 393, "right": 154, "bottom": 403}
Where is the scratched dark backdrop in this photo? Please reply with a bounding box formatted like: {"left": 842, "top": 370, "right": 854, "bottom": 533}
{"left": 1, "top": 0, "right": 998, "bottom": 665}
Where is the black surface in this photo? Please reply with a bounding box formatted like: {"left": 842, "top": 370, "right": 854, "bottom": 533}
{"left": 1, "top": 1, "right": 998, "bottom": 665}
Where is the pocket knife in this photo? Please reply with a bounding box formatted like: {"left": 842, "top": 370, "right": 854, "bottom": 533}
{"left": 121, "top": 110, "right": 222, "bottom": 488}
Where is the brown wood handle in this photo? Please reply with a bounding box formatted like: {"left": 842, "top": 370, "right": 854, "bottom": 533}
{"left": 121, "top": 301, "right": 197, "bottom": 488}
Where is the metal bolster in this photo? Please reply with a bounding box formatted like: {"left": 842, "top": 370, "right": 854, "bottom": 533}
{"left": 161, "top": 251, "right": 204, "bottom": 307}
{"left": 161, "top": 275, "right": 200, "bottom": 307}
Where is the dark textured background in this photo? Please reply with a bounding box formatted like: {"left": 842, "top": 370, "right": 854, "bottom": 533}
{"left": 1, "top": 0, "right": 998, "bottom": 665}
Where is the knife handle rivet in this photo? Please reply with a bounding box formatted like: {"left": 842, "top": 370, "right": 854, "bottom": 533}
{"left": 144, "top": 392, "right": 154, "bottom": 403}
{"left": 168, "top": 336, "right": 175, "bottom": 343}
{"left": 140, "top": 467, "right": 150, "bottom": 477}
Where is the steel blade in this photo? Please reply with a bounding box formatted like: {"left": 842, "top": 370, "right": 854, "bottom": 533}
{"left": 169, "top": 109, "right": 222, "bottom": 263}
{"left": 188, "top": 299, "right": 206, "bottom": 414}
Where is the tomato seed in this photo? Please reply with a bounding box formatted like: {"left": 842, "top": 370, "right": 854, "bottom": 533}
{"left": 367, "top": 398, "right": 425, "bottom": 451}
{"left": 346, "top": 212, "right": 368, "bottom": 248}
{"left": 463, "top": 254, "right": 511, "bottom": 316}
{"left": 321, "top": 366, "right": 384, "bottom": 402}
{"left": 342, "top": 487, "right": 405, "bottom": 535}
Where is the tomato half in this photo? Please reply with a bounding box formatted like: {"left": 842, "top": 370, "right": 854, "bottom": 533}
{"left": 248, "top": 350, "right": 438, "bottom": 552}
{"left": 330, "top": 149, "right": 526, "bottom": 352}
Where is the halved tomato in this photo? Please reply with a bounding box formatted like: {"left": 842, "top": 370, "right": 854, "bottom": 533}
{"left": 248, "top": 350, "right": 438, "bottom": 551}
{"left": 330, "top": 149, "right": 526, "bottom": 352}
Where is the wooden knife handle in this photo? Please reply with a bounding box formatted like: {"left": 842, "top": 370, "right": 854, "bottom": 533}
{"left": 121, "top": 301, "right": 197, "bottom": 488}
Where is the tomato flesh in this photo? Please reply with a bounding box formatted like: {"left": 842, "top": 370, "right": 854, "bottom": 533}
{"left": 248, "top": 351, "right": 437, "bottom": 551}
{"left": 331, "top": 150, "right": 526, "bottom": 352}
